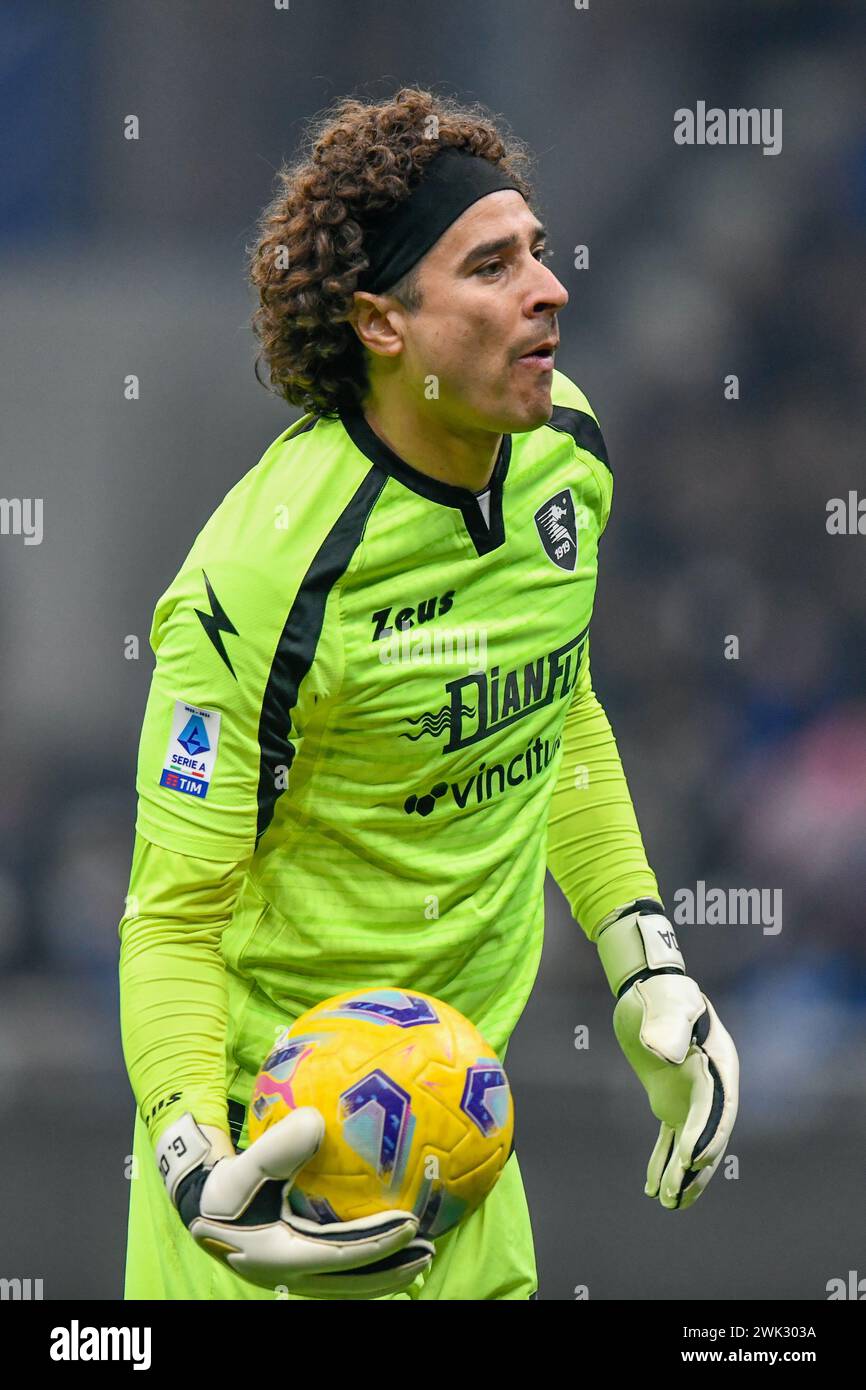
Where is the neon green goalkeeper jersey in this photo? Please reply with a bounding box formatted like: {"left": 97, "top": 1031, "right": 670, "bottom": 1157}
{"left": 122, "top": 368, "right": 660, "bottom": 1139}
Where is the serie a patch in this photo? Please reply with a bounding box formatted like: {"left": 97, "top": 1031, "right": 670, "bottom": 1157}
{"left": 159, "top": 700, "right": 222, "bottom": 799}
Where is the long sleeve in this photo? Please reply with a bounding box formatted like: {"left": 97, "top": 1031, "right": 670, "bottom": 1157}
{"left": 547, "top": 638, "right": 661, "bottom": 941}
{"left": 118, "top": 829, "right": 250, "bottom": 1145}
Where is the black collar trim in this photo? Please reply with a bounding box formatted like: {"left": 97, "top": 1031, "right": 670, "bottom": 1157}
{"left": 338, "top": 405, "right": 510, "bottom": 556}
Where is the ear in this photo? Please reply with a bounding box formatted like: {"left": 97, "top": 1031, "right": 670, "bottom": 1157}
{"left": 349, "top": 291, "right": 405, "bottom": 358}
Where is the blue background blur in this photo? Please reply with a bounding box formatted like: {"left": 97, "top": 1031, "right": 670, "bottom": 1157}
{"left": 1, "top": 0, "right": 865, "bottom": 1299}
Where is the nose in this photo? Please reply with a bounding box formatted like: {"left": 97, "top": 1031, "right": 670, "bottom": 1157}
{"left": 529, "top": 260, "right": 568, "bottom": 314}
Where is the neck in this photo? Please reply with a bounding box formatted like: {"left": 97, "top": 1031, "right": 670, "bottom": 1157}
{"left": 360, "top": 388, "right": 502, "bottom": 494}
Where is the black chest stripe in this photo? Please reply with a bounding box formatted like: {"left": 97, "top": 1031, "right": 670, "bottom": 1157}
{"left": 255, "top": 459, "right": 387, "bottom": 847}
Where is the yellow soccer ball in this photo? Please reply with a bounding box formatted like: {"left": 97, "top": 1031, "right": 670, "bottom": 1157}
{"left": 247, "top": 987, "right": 514, "bottom": 1237}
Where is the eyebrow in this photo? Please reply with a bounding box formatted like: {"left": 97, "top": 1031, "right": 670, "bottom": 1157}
{"left": 456, "top": 222, "right": 548, "bottom": 274}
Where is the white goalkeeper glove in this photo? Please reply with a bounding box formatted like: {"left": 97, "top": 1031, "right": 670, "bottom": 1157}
{"left": 155, "top": 1109, "right": 435, "bottom": 1298}
{"left": 596, "top": 898, "right": 740, "bottom": 1211}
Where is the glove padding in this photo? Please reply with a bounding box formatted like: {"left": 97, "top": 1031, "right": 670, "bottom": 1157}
{"left": 166, "top": 1108, "right": 435, "bottom": 1298}
{"left": 613, "top": 974, "right": 739, "bottom": 1210}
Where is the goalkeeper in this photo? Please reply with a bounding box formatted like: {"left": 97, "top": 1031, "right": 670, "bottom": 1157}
{"left": 119, "top": 86, "right": 739, "bottom": 1301}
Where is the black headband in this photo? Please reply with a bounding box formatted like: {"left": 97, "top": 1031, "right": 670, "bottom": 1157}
{"left": 356, "top": 146, "right": 525, "bottom": 295}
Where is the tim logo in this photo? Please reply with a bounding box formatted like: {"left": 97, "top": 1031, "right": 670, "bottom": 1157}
{"left": 535, "top": 490, "right": 577, "bottom": 571}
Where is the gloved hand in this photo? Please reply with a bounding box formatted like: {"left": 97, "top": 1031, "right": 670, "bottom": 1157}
{"left": 155, "top": 1109, "right": 435, "bottom": 1297}
{"left": 596, "top": 898, "right": 740, "bottom": 1211}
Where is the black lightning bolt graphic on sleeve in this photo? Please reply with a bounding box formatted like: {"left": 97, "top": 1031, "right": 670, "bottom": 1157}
{"left": 194, "top": 570, "right": 239, "bottom": 678}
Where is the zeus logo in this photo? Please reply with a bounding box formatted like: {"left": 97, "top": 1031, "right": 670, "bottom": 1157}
{"left": 371, "top": 590, "right": 455, "bottom": 641}
{"left": 195, "top": 570, "right": 239, "bottom": 678}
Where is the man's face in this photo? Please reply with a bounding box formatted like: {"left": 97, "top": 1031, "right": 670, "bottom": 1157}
{"left": 361, "top": 189, "right": 569, "bottom": 434}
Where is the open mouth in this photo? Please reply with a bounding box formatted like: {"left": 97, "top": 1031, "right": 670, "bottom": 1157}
{"left": 516, "top": 336, "right": 558, "bottom": 369}
{"left": 517, "top": 348, "right": 556, "bottom": 369}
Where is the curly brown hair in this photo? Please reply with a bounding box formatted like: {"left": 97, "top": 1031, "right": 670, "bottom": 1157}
{"left": 247, "top": 86, "right": 535, "bottom": 418}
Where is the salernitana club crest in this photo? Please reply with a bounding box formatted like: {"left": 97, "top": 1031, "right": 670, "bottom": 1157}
{"left": 534, "top": 490, "right": 578, "bottom": 571}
